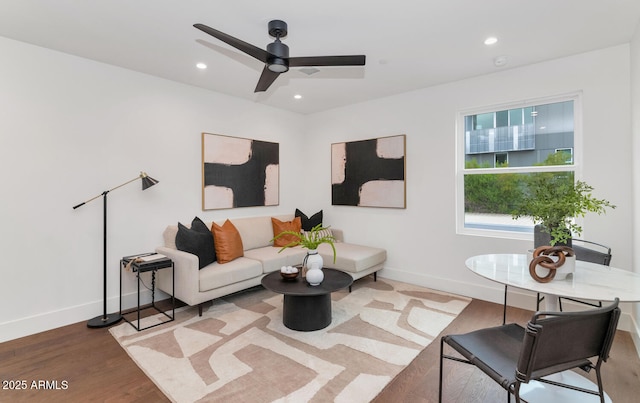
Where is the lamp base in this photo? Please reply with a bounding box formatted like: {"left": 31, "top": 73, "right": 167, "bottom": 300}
{"left": 87, "top": 313, "right": 123, "bottom": 328}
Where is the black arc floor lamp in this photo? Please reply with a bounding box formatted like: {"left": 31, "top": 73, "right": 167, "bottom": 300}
{"left": 73, "top": 172, "right": 159, "bottom": 328}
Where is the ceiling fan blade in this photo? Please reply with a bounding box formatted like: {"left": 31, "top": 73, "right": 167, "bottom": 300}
{"left": 254, "top": 66, "right": 281, "bottom": 92}
{"left": 289, "top": 55, "right": 366, "bottom": 67}
{"left": 194, "top": 23, "right": 270, "bottom": 63}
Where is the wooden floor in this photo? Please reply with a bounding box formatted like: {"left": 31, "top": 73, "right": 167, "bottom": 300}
{"left": 1, "top": 299, "right": 639, "bottom": 402}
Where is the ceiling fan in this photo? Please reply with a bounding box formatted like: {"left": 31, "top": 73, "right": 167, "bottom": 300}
{"left": 194, "top": 20, "right": 366, "bottom": 92}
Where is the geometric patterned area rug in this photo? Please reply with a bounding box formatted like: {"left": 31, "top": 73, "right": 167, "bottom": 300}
{"left": 109, "top": 278, "right": 470, "bottom": 403}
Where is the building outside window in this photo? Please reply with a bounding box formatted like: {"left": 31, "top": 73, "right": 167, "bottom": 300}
{"left": 457, "top": 94, "right": 579, "bottom": 238}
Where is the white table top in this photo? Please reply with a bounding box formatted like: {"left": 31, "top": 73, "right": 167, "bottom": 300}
{"left": 466, "top": 254, "right": 640, "bottom": 303}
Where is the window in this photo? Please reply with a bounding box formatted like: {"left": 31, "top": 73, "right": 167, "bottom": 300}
{"left": 457, "top": 94, "right": 580, "bottom": 238}
{"left": 495, "top": 153, "right": 508, "bottom": 167}
{"left": 555, "top": 148, "right": 574, "bottom": 164}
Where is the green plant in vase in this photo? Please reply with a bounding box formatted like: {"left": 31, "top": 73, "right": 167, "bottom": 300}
{"left": 511, "top": 170, "right": 615, "bottom": 246}
{"left": 272, "top": 223, "right": 337, "bottom": 263}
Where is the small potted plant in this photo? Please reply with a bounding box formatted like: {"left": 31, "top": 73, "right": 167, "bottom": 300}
{"left": 272, "top": 224, "right": 337, "bottom": 285}
{"left": 511, "top": 173, "right": 615, "bottom": 246}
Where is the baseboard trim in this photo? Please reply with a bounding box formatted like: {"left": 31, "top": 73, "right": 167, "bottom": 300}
{"left": 0, "top": 289, "right": 170, "bottom": 343}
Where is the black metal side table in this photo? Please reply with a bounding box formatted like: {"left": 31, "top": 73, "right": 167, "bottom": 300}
{"left": 120, "top": 253, "right": 175, "bottom": 331}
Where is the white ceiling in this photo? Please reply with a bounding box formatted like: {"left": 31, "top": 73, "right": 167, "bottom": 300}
{"left": 1, "top": 0, "right": 639, "bottom": 114}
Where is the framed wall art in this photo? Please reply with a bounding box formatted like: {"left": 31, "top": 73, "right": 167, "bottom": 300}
{"left": 331, "top": 134, "right": 406, "bottom": 208}
{"left": 202, "top": 133, "right": 279, "bottom": 210}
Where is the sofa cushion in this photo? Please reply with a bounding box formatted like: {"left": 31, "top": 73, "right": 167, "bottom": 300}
{"left": 211, "top": 220, "right": 244, "bottom": 264}
{"left": 229, "top": 214, "right": 294, "bottom": 250}
{"left": 199, "top": 258, "right": 263, "bottom": 292}
{"left": 295, "top": 208, "right": 323, "bottom": 231}
{"left": 230, "top": 216, "right": 274, "bottom": 251}
{"left": 244, "top": 246, "right": 307, "bottom": 273}
{"left": 175, "top": 217, "right": 215, "bottom": 269}
{"left": 271, "top": 216, "right": 302, "bottom": 247}
{"left": 317, "top": 242, "right": 386, "bottom": 273}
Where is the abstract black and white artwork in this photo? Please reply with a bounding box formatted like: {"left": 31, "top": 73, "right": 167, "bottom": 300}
{"left": 202, "top": 133, "right": 279, "bottom": 210}
{"left": 331, "top": 135, "right": 406, "bottom": 208}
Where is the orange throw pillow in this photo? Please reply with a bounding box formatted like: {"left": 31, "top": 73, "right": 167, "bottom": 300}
{"left": 271, "top": 217, "right": 302, "bottom": 247}
{"left": 211, "top": 220, "right": 244, "bottom": 264}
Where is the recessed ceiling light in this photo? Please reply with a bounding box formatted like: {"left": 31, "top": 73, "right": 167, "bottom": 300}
{"left": 294, "top": 94, "right": 302, "bottom": 100}
{"left": 196, "top": 62, "right": 207, "bottom": 69}
{"left": 484, "top": 37, "right": 498, "bottom": 45}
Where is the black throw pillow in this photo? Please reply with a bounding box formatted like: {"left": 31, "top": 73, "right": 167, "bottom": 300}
{"left": 175, "top": 217, "right": 216, "bottom": 269}
{"left": 295, "top": 209, "right": 323, "bottom": 231}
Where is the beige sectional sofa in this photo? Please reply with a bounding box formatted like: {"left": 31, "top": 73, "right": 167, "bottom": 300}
{"left": 156, "top": 214, "right": 386, "bottom": 315}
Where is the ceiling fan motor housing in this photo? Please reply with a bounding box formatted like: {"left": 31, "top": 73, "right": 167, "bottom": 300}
{"left": 267, "top": 46, "right": 289, "bottom": 72}
{"left": 267, "top": 40, "right": 289, "bottom": 58}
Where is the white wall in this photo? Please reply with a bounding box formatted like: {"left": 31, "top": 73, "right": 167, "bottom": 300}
{"left": 0, "top": 37, "right": 306, "bottom": 342}
{"left": 630, "top": 22, "right": 640, "bottom": 352}
{"left": 1, "top": 36, "right": 637, "bottom": 343}
{"left": 306, "top": 45, "right": 635, "bottom": 325}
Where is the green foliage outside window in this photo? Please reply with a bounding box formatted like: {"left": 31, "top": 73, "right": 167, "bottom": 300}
{"left": 464, "top": 159, "right": 522, "bottom": 214}
{"left": 465, "top": 152, "right": 571, "bottom": 215}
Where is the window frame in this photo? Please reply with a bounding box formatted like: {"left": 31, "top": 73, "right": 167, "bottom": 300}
{"left": 455, "top": 92, "right": 583, "bottom": 241}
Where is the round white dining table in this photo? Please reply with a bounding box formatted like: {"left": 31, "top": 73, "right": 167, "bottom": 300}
{"left": 466, "top": 253, "right": 640, "bottom": 311}
{"left": 465, "top": 253, "right": 640, "bottom": 403}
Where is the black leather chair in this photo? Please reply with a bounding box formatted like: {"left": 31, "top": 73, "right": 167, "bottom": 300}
{"left": 439, "top": 299, "right": 620, "bottom": 403}
{"left": 571, "top": 239, "right": 612, "bottom": 266}
{"left": 558, "top": 239, "right": 612, "bottom": 311}
{"left": 502, "top": 239, "right": 612, "bottom": 324}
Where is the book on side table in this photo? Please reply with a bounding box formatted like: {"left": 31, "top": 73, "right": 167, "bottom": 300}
{"left": 122, "top": 252, "right": 171, "bottom": 272}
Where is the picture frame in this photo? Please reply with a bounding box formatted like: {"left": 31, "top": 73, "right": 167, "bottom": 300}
{"left": 202, "top": 133, "right": 279, "bottom": 210}
{"left": 331, "top": 134, "right": 406, "bottom": 208}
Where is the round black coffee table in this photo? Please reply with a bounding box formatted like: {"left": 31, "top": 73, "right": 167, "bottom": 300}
{"left": 261, "top": 268, "right": 353, "bottom": 331}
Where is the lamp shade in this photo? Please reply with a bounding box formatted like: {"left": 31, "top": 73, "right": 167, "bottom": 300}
{"left": 141, "top": 172, "right": 159, "bottom": 190}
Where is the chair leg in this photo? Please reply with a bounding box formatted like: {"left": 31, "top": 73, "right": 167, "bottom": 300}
{"left": 513, "top": 382, "right": 521, "bottom": 403}
{"left": 559, "top": 297, "right": 564, "bottom": 312}
{"left": 536, "top": 293, "right": 545, "bottom": 311}
{"left": 198, "top": 303, "right": 203, "bottom": 317}
{"left": 438, "top": 337, "right": 445, "bottom": 403}
{"left": 374, "top": 271, "right": 377, "bottom": 282}
{"left": 595, "top": 367, "right": 605, "bottom": 403}
{"left": 503, "top": 285, "right": 508, "bottom": 325}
